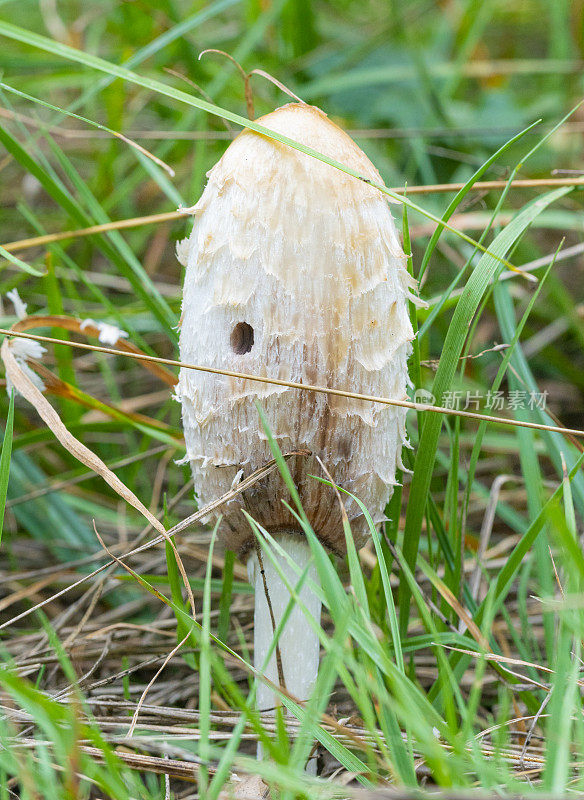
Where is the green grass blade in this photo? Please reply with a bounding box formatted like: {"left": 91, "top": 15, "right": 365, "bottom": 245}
{"left": 429, "top": 450, "right": 584, "bottom": 705}
{"left": 217, "top": 549, "right": 236, "bottom": 642}
{"left": 199, "top": 520, "right": 219, "bottom": 794}
{"left": 398, "top": 186, "right": 572, "bottom": 636}
{"left": 0, "top": 243, "right": 44, "bottom": 277}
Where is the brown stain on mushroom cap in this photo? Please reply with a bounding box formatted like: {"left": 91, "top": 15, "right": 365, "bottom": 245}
{"left": 177, "top": 103, "right": 416, "bottom": 555}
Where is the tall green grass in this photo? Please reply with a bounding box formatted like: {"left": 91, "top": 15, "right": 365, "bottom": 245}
{"left": 0, "top": 1, "right": 583, "bottom": 797}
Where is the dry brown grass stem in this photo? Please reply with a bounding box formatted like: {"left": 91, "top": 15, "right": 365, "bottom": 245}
{"left": 10, "top": 314, "right": 176, "bottom": 386}
{"left": 2, "top": 211, "right": 186, "bottom": 254}
{"left": 2, "top": 177, "right": 583, "bottom": 254}
{"left": 2, "top": 326, "right": 583, "bottom": 441}
{"left": 404, "top": 177, "right": 584, "bottom": 194}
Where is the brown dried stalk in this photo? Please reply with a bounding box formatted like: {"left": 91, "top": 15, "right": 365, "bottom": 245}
{"left": 2, "top": 326, "right": 583, "bottom": 441}
{"left": 2, "top": 179, "right": 583, "bottom": 255}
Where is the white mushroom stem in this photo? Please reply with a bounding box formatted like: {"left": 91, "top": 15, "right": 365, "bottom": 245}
{"left": 247, "top": 535, "right": 322, "bottom": 772}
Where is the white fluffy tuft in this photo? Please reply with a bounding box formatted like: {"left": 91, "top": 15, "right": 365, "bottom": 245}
{"left": 80, "top": 319, "right": 129, "bottom": 346}
{"left": 6, "top": 289, "right": 27, "bottom": 320}
{"left": 6, "top": 337, "right": 46, "bottom": 396}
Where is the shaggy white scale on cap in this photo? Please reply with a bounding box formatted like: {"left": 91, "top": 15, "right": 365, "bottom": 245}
{"left": 177, "top": 103, "right": 415, "bottom": 556}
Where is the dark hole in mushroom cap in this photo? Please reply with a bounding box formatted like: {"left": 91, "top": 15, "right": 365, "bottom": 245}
{"left": 230, "top": 322, "right": 254, "bottom": 355}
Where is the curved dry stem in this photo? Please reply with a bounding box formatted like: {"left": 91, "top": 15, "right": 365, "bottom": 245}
{"left": 248, "top": 69, "right": 306, "bottom": 105}
{"left": 199, "top": 49, "right": 254, "bottom": 119}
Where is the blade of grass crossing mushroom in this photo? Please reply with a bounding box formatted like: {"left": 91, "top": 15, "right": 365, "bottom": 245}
{"left": 207, "top": 529, "right": 373, "bottom": 793}
{"left": 245, "top": 517, "right": 326, "bottom": 771}
{"left": 244, "top": 521, "right": 323, "bottom": 769}
{"left": 3, "top": 326, "right": 583, "bottom": 439}
{"left": 286, "top": 610, "right": 353, "bottom": 778}
{"left": 0, "top": 390, "right": 14, "bottom": 546}
{"left": 277, "top": 590, "right": 455, "bottom": 782}
{"left": 316, "top": 479, "right": 459, "bottom": 765}
{"left": 309, "top": 467, "right": 416, "bottom": 781}
{"left": 281, "top": 500, "right": 348, "bottom": 615}
{"left": 335, "top": 489, "right": 369, "bottom": 614}
{"left": 209, "top": 593, "right": 312, "bottom": 794}
{"left": 254, "top": 406, "right": 356, "bottom": 623}
{"left": 0, "top": 19, "right": 533, "bottom": 273}
{"left": 264, "top": 510, "right": 383, "bottom": 665}
{"left": 247, "top": 410, "right": 342, "bottom": 773}
{"left": 264, "top": 698, "right": 372, "bottom": 787}
{"left": 254, "top": 401, "right": 309, "bottom": 527}
{"left": 398, "top": 185, "right": 573, "bottom": 637}
{"left": 275, "top": 494, "right": 456, "bottom": 754}
{"left": 261, "top": 491, "right": 421, "bottom": 752}
{"left": 331, "top": 485, "right": 412, "bottom": 672}
{"left": 243, "top": 519, "right": 375, "bottom": 785}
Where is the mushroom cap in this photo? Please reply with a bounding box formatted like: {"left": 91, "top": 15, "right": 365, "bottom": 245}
{"left": 177, "top": 103, "right": 415, "bottom": 556}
